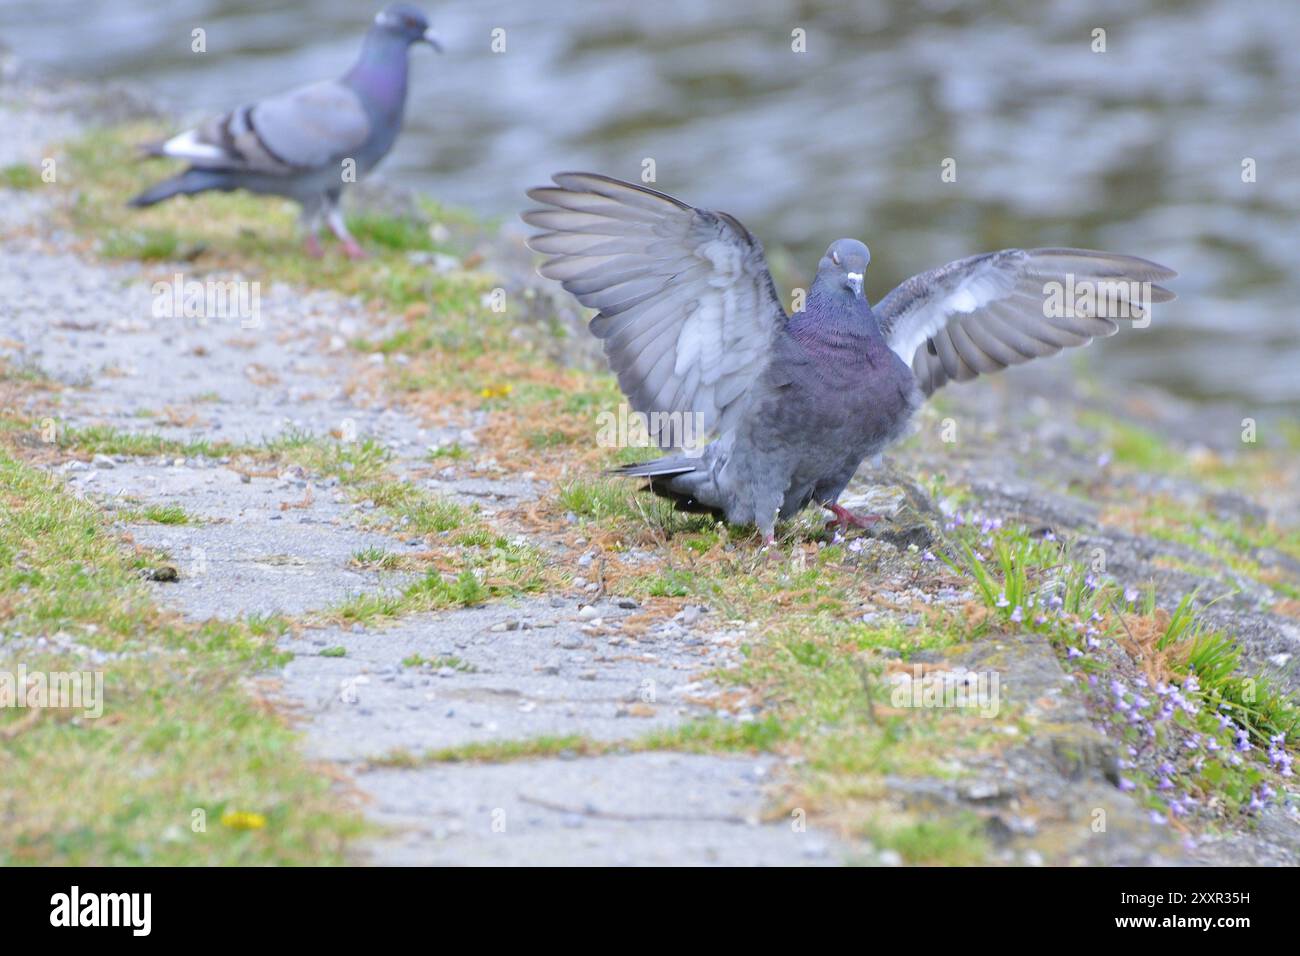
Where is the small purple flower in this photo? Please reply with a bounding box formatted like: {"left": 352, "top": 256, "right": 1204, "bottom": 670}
{"left": 1118, "top": 777, "right": 1136, "bottom": 792}
{"left": 1066, "top": 646, "right": 1082, "bottom": 660}
{"left": 1010, "top": 605, "right": 1023, "bottom": 623}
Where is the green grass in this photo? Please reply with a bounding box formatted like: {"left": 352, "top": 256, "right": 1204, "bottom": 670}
{"left": 345, "top": 213, "right": 436, "bottom": 252}
{"left": 1080, "top": 411, "right": 1188, "bottom": 474}
{"left": 947, "top": 522, "right": 1299, "bottom": 815}
{"left": 355, "top": 479, "right": 473, "bottom": 534}
{"left": 867, "top": 816, "right": 990, "bottom": 866}
{"left": 401, "top": 653, "right": 475, "bottom": 672}
{"left": 558, "top": 477, "right": 715, "bottom": 538}
{"left": 427, "top": 443, "right": 469, "bottom": 462}
{"left": 374, "top": 717, "right": 788, "bottom": 769}
{"left": 1079, "top": 408, "right": 1287, "bottom": 491}
{"left": 139, "top": 504, "right": 191, "bottom": 525}
{"left": 0, "top": 162, "right": 43, "bottom": 190}
{"left": 0, "top": 444, "right": 362, "bottom": 864}
{"left": 1117, "top": 495, "right": 1300, "bottom": 600}
{"left": 58, "top": 424, "right": 244, "bottom": 459}
{"left": 329, "top": 544, "right": 546, "bottom": 624}
{"left": 100, "top": 227, "right": 183, "bottom": 261}
{"left": 350, "top": 547, "right": 404, "bottom": 571}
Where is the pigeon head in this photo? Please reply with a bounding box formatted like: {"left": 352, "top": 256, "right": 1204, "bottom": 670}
{"left": 373, "top": 4, "right": 443, "bottom": 50}
{"left": 817, "top": 239, "right": 871, "bottom": 298}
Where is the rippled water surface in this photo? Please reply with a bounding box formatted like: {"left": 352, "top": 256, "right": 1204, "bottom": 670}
{"left": 4, "top": 0, "right": 1297, "bottom": 407}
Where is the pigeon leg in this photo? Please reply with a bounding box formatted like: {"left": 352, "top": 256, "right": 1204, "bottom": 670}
{"left": 300, "top": 204, "right": 325, "bottom": 258}
{"left": 823, "top": 502, "right": 883, "bottom": 531}
{"left": 327, "top": 206, "right": 368, "bottom": 260}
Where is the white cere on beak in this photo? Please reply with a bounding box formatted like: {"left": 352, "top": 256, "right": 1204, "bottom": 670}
{"left": 423, "top": 29, "right": 444, "bottom": 50}
{"left": 846, "top": 272, "right": 864, "bottom": 294}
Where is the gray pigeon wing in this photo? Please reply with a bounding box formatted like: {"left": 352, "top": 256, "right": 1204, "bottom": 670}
{"left": 523, "top": 173, "right": 789, "bottom": 447}
{"left": 875, "top": 248, "right": 1176, "bottom": 396}
{"left": 161, "top": 80, "right": 371, "bottom": 175}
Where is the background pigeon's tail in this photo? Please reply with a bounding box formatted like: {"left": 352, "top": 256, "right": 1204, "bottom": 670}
{"left": 128, "top": 168, "right": 233, "bottom": 208}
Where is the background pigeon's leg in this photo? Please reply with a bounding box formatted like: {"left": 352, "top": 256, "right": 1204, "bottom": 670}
{"left": 823, "top": 502, "right": 883, "bottom": 531}
{"left": 299, "top": 202, "right": 325, "bottom": 258}
{"left": 326, "top": 198, "right": 367, "bottom": 260}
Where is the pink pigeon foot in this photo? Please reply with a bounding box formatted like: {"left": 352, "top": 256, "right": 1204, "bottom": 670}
{"left": 823, "top": 502, "right": 883, "bottom": 532}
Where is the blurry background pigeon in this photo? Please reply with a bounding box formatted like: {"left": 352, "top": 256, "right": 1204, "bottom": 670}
{"left": 128, "top": 3, "right": 441, "bottom": 258}
{"left": 524, "top": 173, "right": 1176, "bottom": 544}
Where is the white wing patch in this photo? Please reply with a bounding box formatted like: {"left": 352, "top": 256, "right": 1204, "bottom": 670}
{"left": 677, "top": 239, "right": 745, "bottom": 380}
{"left": 162, "top": 129, "right": 228, "bottom": 163}
{"left": 699, "top": 238, "right": 742, "bottom": 283}
{"left": 890, "top": 265, "right": 1016, "bottom": 367}
{"left": 945, "top": 287, "right": 981, "bottom": 313}
{"left": 676, "top": 293, "right": 723, "bottom": 378}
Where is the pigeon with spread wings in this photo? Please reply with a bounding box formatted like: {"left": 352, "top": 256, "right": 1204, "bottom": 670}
{"left": 524, "top": 173, "right": 1175, "bottom": 544}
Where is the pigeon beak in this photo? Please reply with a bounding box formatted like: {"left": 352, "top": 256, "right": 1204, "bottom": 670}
{"left": 421, "top": 30, "right": 444, "bottom": 52}
{"left": 845, "top": 272, "right": 864, "bottom": 297}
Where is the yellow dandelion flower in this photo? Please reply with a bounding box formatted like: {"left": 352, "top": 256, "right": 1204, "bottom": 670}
{"left": 221, "top": 810, "right": 267, "bottom": 830}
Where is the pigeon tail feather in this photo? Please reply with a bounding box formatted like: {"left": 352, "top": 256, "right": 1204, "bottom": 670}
{"left": 607, "top": 456, "right": 699, "bottom": 479}
{"left": 127, "top": 168, "right": 234, "bottom": 208}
